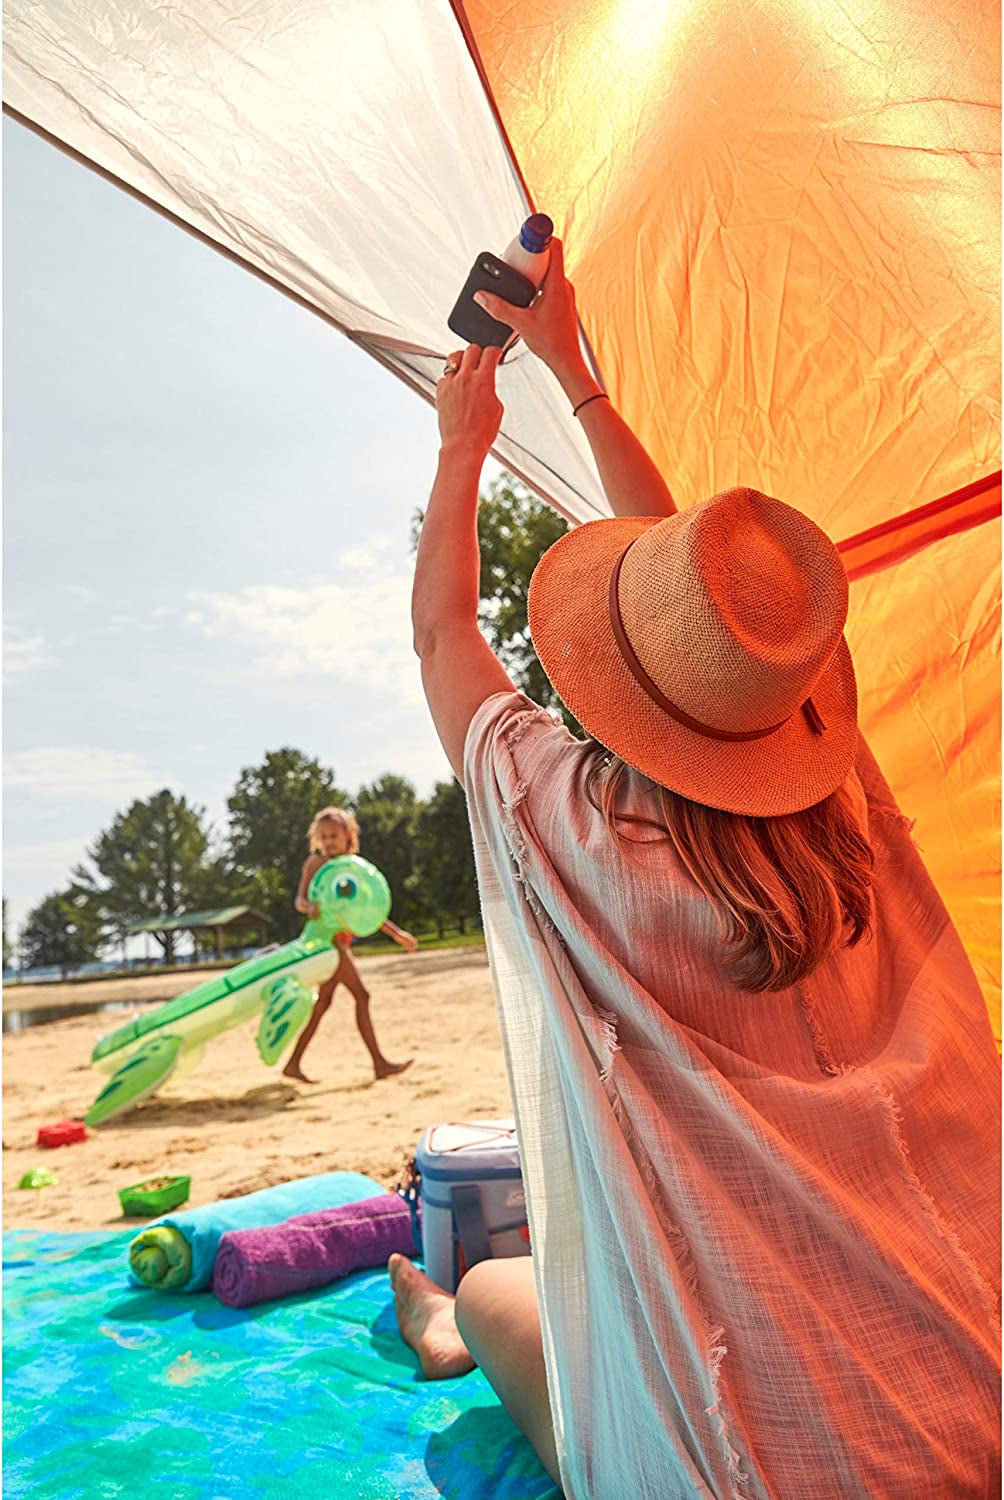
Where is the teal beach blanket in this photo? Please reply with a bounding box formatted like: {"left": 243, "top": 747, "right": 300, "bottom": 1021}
{"left": 4, "top": 1202, "right": 559, "bottom": 1499}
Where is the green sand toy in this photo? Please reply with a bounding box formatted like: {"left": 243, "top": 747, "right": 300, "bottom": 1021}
{"left": 119, "top": 1174, "right": 192, "bottom": 1218}
{"left": 86, "top": 856, "right": 392, "bottom": 1126}
{"left": 18, "top": 1168, "right": 58, "bottom": 1190}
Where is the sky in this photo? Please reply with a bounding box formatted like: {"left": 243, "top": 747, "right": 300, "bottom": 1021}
{"left": 3, "top": 117, "right": 490, "bottom": 941}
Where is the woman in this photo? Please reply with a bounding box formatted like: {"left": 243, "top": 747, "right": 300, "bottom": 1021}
{"left": 390, "top": 240, "right": 1001, "bottom": 1497}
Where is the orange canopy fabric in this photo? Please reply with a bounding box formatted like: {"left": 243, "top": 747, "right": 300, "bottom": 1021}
{"left": 461, "top": 0, "right": 1002, "bottom": 1032}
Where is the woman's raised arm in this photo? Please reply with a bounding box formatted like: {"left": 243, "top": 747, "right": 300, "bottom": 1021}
{"left": 473, "top": 238, "right": 676, "bottom": 520}
{"left": 412, "top": 344, "right": 516, "bottom": 781}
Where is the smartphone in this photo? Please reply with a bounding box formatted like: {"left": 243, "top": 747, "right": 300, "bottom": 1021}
{"left": 448, "top": 252, "right": 536, "bottom": 348}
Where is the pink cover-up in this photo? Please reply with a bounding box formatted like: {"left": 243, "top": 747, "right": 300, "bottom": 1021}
{"left": 463, "top": 691, "right": 1001, "bottom": 1500}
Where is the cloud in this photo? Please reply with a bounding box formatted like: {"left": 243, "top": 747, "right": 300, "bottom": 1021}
{"left": 335, "top": 545, "right": 378, "bottom": 571}
{"left": 188, "top": 571, "right": 423, "bottom": 703}
{"left": 3, "top": 621, "right": 54, "bottom": 683}
{"left": 4, "top": 747, "right": 168, "bottom": 806}
{"left": 1, "top": 836, "right": 93, "bottom": 878}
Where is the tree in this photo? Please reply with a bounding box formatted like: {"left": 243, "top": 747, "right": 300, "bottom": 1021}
{"left": 19, "top": 889, "right": 103, "bottom": 977}
{"left": 2, "top": 896, "right": 11, "bottom": 971}
{"left": 227, "top": 748, "right": 348, "bottom": 941}
{"left": 353, "top": 775, "right": 423, "bottom": 931}
{"left": 413, "top": 472, "right": 580, "bottom": 729}
{"left": 73, "top": 789, "right": 212, "bottom": 964}
{"left": 414, "top": 781, "right": 481, "bottom": 937}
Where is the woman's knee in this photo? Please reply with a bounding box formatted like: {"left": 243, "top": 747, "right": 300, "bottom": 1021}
{"left": 455, "top": 1256, "right": 536, "bottom": 1348}
{"left": 454, "top": 1257, "right": 497, "bottom": 1329}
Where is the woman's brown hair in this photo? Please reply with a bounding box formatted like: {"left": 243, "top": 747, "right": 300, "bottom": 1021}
{"left": 586, "top": 750, "right": 874, "bottom": 992}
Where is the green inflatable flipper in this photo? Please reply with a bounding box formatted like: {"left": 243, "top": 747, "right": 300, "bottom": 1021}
{"left": 256, "top": 974, "right": 314, "bottom": 1065}
{"left": 129, "top": 1224, "right": 193, "bottom": 1290}
{"left": 85, "top": 1033, "right": 182, "bottom": 1127}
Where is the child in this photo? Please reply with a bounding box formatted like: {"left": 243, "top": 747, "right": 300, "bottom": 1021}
{"left": 283, "top": 805, "right": 416, "bottom": 1084}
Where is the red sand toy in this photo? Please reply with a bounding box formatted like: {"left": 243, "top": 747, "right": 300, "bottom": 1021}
{"left": 37, "top": 1120, "right": 88, "bottom": 1149}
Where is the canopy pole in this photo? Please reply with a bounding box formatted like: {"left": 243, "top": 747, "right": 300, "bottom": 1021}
{"left": 839, "top": 470, "right": 1001, "bottom": 582}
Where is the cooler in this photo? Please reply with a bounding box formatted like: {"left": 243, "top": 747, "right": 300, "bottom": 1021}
{"left": 415, "top": 1118, "right": 529, "bottom": 1293}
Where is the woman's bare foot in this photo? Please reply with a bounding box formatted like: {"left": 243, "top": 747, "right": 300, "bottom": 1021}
{"left": 282, "top": 1062, "right": 318, "bottom": 1083}
{"left": 388, "top": 1253, "right": 476, "bottom": 1380}
{"left": 374, "top": 1057, "right": 413, "bottom": 1081}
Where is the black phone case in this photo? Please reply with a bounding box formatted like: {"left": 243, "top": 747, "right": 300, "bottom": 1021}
{"left": 448, "top": 252, "right": 536, "bottom": 347}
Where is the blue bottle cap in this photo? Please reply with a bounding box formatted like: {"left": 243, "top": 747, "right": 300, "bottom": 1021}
{"left": 519, "top": 214, "right": 554, "bottom": 255}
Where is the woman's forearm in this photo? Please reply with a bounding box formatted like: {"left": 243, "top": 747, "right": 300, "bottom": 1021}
{"left": 471, "top": 242, "right": 673, "bottom": 519}
{"left": 553, "top": 355, "right": 677, "bottom": 519}
{"left": 412, "top": 443, "right": 484, "bottom": 655}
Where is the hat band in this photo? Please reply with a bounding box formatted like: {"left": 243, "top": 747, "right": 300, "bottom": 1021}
{"left": 608, "top": 544, "right": 825, "bottom": 742}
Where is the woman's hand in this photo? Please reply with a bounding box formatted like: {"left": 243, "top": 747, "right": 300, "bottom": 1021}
{"left": 436, "top": 343, "right": 504, "bottom": 458}
{"left": 396, "top": 929, "right": 419, "bottom": 953}
{"left": 303, "top": 901, "right": 321, "bottom": 920}
{"left": 473, "top": 238, "right": 584, "bottom": 381}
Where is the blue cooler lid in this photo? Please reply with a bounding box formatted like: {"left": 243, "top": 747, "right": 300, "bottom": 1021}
{"left": 416, "top": 1119, "right": 521, "bottom": 1181}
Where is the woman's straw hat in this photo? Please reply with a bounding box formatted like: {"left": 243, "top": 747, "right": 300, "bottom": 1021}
{"left": 527, "top": 488, "right": 858, "bottom": 816}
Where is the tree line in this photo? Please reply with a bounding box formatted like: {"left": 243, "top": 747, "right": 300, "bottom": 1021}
{"left": 15, "top": 763, "right": 481, "bottom": 974}
{"left": 11, "top": 477, "right": 575, "bottom": 975}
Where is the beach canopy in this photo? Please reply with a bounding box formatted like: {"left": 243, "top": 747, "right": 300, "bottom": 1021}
{"left": 4, "top": 0, "right": 999, "bottom": 1030}
{"left": 126, "top": 905, "right": 269, "bottom": 959}
{"left": 125, "top": 907, "right": 268, "bottom": 937}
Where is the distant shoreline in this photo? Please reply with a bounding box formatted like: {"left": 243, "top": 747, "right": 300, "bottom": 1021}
{"left": 4, "top": 937, "right": 487, "bottom": 1016}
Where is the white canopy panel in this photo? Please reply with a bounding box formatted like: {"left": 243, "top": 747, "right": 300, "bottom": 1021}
{"left": 4, "top": 0, "right": 607, "bottom": 522}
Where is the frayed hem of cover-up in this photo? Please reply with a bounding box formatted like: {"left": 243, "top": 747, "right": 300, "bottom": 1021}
{"left": 593, "top": 1003, "right": 620, "bottom": 1084}
{"left": 500, "top": 782, "right": 547, "bottom": 923}
{"left": 503, "top": 703, "right": 551, "bottom": 748}
{"left": 604, "top": 1074, "right": 750, "bottom": 1496}
{"left": 707, "top": 1327, "right": 750, "bottom": 1498}
{"left": 797, "top": 985, "right": 843, "bottom": 1077}
{"left": 870, "top": 803, "right": 916, "bottom": 836}
{"left": 867, "top": 1071, "right": 1002, "bottom": 1334}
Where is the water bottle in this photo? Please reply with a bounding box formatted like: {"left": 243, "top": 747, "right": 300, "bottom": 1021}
{"left": 500, "top": 213, "right": 553, "bottom": 289}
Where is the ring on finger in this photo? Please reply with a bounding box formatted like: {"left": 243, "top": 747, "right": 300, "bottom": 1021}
{"left": 443, "top": 361, "right": 460, "bottom": 376}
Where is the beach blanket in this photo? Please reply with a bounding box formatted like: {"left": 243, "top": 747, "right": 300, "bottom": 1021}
{"left": 4, "top": 1206, "right": 559, "bottom": 1499}
{"left": 213, "top": 1191, "right": 417, "bottom": 1307}
{"left": 129, "top": 1170, "right": 376, "bottom": 1291}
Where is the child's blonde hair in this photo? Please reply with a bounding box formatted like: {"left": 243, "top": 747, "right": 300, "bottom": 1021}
{"left": 307, "top": 806, "right": 360, "bottom": 855}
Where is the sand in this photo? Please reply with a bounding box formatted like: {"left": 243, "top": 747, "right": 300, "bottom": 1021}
{"left": 3, "top": 945, "right": 514, "bottom": 1231}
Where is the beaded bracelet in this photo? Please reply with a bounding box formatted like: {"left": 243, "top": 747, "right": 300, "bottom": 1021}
{"left": 572, "top": 392, "right": 610, "bottom": 418}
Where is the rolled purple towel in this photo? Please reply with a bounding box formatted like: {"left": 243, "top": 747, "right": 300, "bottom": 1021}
{"left": 212, "top": 1192, "right": 417, "bottom": 1308}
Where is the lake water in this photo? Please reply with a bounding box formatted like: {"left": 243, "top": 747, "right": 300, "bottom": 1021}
{"left": 2, "top": 999, "right": 146, "bottom": 1036}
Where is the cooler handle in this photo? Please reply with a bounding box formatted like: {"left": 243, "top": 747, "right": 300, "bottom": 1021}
{"left": 395, "top": 1159, "right": 424, "bottom": 1256}
{"left": 452, "top": 1184, "right": 492, "bottom": 1271}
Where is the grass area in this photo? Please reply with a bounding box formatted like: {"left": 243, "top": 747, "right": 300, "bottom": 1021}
{"left": 355, "top": 930, "right": 486, "bottom": 957}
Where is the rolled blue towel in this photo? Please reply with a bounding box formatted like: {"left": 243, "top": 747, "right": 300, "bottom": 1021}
{"left": 128, "top": 1171, "right": 383, "bottom": 1292}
